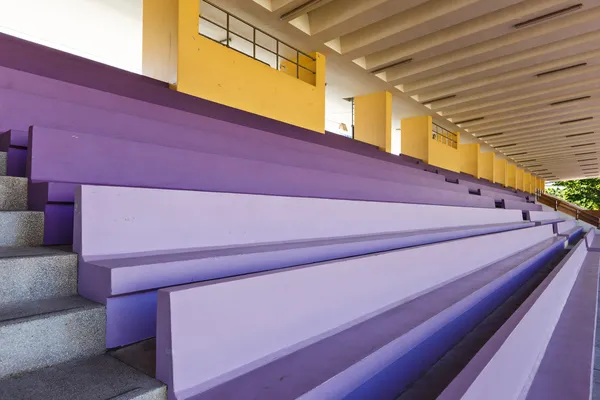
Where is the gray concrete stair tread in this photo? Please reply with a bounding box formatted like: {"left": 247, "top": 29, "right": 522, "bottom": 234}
{"left": 0, "top": 354, "right": 166, "bottom": 400}
{"left": 0, "top": 176, "right": 28, "bottom": 210}
{"left": 0, "top": 295, "right": 100, "bottom": 324}
{"left": 0, "top": 211, "right": 44, "bottom": 246}
{"left": 0, "top": 245, "right": 72, "bottom": 259}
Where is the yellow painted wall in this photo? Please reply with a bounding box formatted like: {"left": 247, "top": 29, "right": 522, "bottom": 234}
{"left": 280, "top": 53, "right": 316, "bottom": 85}
{"left": 142, "top": 0, "right": 178, "bottom": 84}
{"left": 494, "top": 158, "right": 507, "bottom": 186}
{"left": 459, "top": 144, "right": 480, "bottom": 178}
{"left": 507, "top": 164, "right": 517, "bottom": 189}
{"left": 401, "top": 116, "right": 431, "bottom": 162}
{"left": 516, "top": 168, "right": 524, "bottom": 191}
{"left": 143, "top": 0, "right": 326, "bottom": 133}
{"left": 429, "top": 137, "right": 460, "bottom": 172}
{"left": 479, "top": 152, "right": 495, "bottom": 182}
{"left": 523, "top": 173, "right": 531, "bottom": 193}
{"left": 354, "top": 92, "right": 392, "bottom": 152}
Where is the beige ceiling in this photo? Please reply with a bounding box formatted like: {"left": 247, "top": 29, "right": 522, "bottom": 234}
{"left": 245, "top": 0, "right": 600, "bottom": 181}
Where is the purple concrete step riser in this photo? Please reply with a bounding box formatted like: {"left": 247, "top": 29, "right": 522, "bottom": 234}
{"left": 44, "top": 204, "right": 74, "bottom": 245}
{"left": 0, "top": 65, "right": 523, "bottom": 200}
{"left": 100, "top": 221, "right": 534, "bottom": 347}
{"left": 0, "top": 129, "right": 28, "bottom": 150}
{"left": 29, "top": 128, "right": 495, "bottom": 210}
{"left": 29, "top": 181, "right": 83, "bottom": 210}
{"left": 2, "top": 88, "right": 451, "bottom": 189}
{"left": 6, "top": 148, "right": 26, "bottom": 177}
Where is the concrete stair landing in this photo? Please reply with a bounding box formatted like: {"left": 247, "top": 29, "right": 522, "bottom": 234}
{"left": 0, "top": 159, "right": 166, "bottom": 399}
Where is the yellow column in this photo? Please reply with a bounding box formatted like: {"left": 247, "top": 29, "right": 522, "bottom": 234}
{"left": 142, "top": 0, "right": 179, "bottom": 84}
{"left": 459, "top": 144, "right": 480, "bottom": 178}
{"left": 507, "top": 164, "right": 517, "bottom": 189}
{"left": 479, "top": 152, "right": 495, "bottom": 182}
{"left": 143, "top": 0, "right": 327, "bottom": 132}
{"left": 401, "top": 116, "right": 431, "bottom": 162}
{"left": 516, "top": 168, "right": 524, "bottom": 191}
{"left": 523, "top": 173, "right": 532, "bottom": 193}
{"left": 494, "top": 158, "right": 507, "bottom": 186}
{"left": 354, "top": 92, "right": 393, "bottom": 152}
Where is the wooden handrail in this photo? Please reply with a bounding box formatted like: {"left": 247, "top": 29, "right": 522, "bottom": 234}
{"left": 537, "top": 191, "right": 600, "bottom": 227}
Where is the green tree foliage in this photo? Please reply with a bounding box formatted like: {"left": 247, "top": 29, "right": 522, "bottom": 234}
{"left": 546, "top": 178, "right": 600, "bottom": 210}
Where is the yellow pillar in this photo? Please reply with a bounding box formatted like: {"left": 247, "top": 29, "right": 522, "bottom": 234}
{"left": 459, "top": 144, "right": 480, "bottom": 178}
{"left": 507, "top": 164, "right": 517, "bottom": 189}
{"left": 354, "top": 92, "right": 393, "bottom": 152}
{"left": 479, "top": 152, "right": 495, "bottom": 182}
{"left": 142, "top": 0, "right": 326, "bottom": 132}
{"left": 401, "top": 116, "right": 431, "bottom": 162}
{"left": 516, "top": 168, "right": 524, "bottom": 191}
{"left": 494, "top": 158, "right": 507, "bottom": 186}
{"left": 523, "top": 173, "right": 532, "bottom": 193}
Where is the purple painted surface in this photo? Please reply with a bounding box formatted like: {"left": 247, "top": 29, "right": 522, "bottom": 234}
{"left": 503, "top": 199, "right": 542, "bottom": 212}
{"left": 43, "top": 203, "right": 74, "bottom": 245}
{"left": 29, "top": 127, "right": 494, "bottom": 209}
{"left": 0, "top": 129, "right": 28, "bottom": 150}
{"left": 437, "top": 238, "right": 569, "bottom": 399}
{"left": 91, "top": 222, "right": 534, "bottom": 346}
{"left": 105, "top": 291, "right": 157, "bottom": 349}
{"left": 0, "top": 54, "right": 526, "bottom": 202}
{"left": 6, "top": 147, "right": 26, "bottom": 177}
{"left": 170, "top": 237, "right": 561, "bottom": 400}
{"left": 28, "top": 181, "right": 77, "bottom": 210}
{"left": 525, "top": 252, "right": 599, "bottom": 400}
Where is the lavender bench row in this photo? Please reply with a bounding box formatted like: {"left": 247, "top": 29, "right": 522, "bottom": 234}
{"left": 155, "top": 224, "right": 562, "bottom": 399}
{"left": 74, "top": 185, "right": 532, "bottom": 347}
{"left": 556, "top": 220, "right": 585, "bottom": 244}
{"left": 28, "top": 127, "right": 499, "bottom": 245}
{"left": 0, "top": 64, "right": 526, "bottom": 202}
{"left": 440, "top": 231, "right": 598, "bottom": 400}
{"left": 0, "top": 33, "right": 534, "bottom": 203}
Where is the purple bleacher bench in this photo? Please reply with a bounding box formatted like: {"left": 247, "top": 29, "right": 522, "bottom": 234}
{"left": 439, "top": 233, "right": 598, "bottom": 400}
{"left": 75, "top": 185, "right": 534, "bottom": 347}
{"left": 28, "top": 126, "right": 497, "bottom": 245}
{"left": 155, "top": 224, "right": 563, "bottom": 399}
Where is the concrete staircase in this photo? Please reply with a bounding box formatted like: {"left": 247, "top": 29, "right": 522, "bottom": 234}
{"left": 0, "top": 156, "right": 165, "bottom": 399}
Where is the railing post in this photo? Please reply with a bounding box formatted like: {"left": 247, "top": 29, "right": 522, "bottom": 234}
{"left": 555, "top": 199, "right": 558, "bottom": 211}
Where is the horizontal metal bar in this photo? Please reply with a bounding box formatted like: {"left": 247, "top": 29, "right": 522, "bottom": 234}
{"left": 201, "top": 0, "right": 315, "bottom": 61}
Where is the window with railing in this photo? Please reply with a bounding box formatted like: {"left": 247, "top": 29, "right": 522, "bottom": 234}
{"left": 432, "top": 123, "right": 458, "bottom": 149}
{"left": 199, "top": 0, "right": 316, "bottom": 83}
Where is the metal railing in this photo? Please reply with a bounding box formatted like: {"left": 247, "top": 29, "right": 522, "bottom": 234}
{"left": 432, "top": 123, "right": 458, "bottom": 149}
{"left": 199, "top": 0, "right": 316, "bottom": 80}
{"left": 536, "top": 191, "right": 600, "bottom": 227}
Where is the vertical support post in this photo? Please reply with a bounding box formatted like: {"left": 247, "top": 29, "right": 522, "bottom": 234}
{"left": 226, "top": 14, "right": 230, "bottom": 47}
{"left": 253, "top": 28, "right": 256, "bottom": 58}
{"left": 276, "top": 41, "right": 279, "bottom": 70}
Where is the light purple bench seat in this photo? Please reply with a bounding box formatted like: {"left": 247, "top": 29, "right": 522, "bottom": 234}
{"left": 74, "top": 185, "right": 528, "bottom": 346}
{"left": 0, "top": 129, "right": 27, "bottom": 177}
{"left": 155, "top": 225, "right": 561, "bottom": 399}
{"left": 584, "top": 228, "right": 600, "bottom": 252}
{"left": 556, "top": 220, "right": 584, "bottom": 244}
{"left": 439, "top": 234, "right": 597, "bottom": 400}
{"left": 502, "top": 198, "right": 542, "bottom": 212}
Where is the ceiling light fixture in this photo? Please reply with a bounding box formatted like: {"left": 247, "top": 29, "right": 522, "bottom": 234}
{"left": 515, "top": 4, "right": 583, "bottom": 29}
{"left": 507, "top": 152, "right": 528, "bottom": 157}
{"left": 578, "top": 158, "right": 597, "bottom": 162}
{"left": 560, "top": 117, "right": 593, "bottom": 124}
{"left": 371, "top": 58, "right": 413, "bottom": 74}
{"left": 495, "top": 143, "right": 517, "bottom": 149}
{"left": 454, "top": 117, "right": 484, "bottom": 125}
{"left": 551, "top": 96, "right": 592, "bottom": 106}
{"left": 571, "top": 142, "right": 595, "bottom": 147}
{"left": 536, "top": 62, "right": 587, "bottom": 78}
{"left": 421, "top": 94, "right": 457, "bottom": 105}
{"left": 580, "top": 163, "right": 597, "bottom": 167}
{"left": 477, "top": 132, "right": 504, "bottom": 139}
{"left": 566, "top": 131, "right": 594, "bottom": 138}
{"left": 575, "top": 151, "right": 596, "bottom": 156}
{"left": 519, "top": 159, "right": 537, "bottom": 163}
